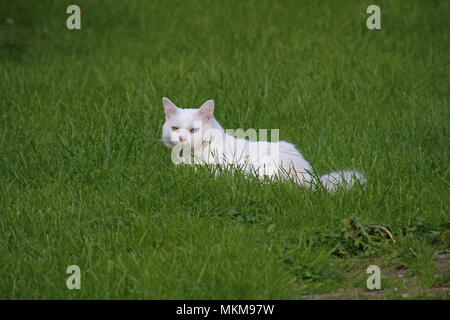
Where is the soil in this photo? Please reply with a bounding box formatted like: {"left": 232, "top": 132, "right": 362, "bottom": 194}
{"left": 300, "top": 253, "right": 450, "bottom": 300}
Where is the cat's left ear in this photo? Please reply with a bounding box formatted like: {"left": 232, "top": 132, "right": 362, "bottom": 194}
{"left": 162, "top": 97, "right": 178, "bottom": 119}
{"left": 197, "top": 100, "right": 214, "bottom": 121}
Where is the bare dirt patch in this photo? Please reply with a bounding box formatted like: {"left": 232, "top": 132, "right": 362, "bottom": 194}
{"left": 300, "top": 253, "right": 450, "bottom": 300}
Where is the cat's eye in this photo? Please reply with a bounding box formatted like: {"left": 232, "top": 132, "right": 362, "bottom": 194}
{"left": 171, "top": 126, "right": 179, "bottom": 131}
{"left": 190, "top": 128, "right": 199, "bottom": 133}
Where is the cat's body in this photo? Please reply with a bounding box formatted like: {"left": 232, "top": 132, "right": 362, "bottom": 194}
{"left": 161, "top": 97, "right": 366, "bottom": 191}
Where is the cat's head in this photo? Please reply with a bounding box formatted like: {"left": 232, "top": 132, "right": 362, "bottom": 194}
{"left": 161, "top": 97, "right": 224, "bottom": 150}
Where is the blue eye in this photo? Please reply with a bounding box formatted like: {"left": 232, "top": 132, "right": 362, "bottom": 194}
{"left": 190, "top": 128, "right": 199, "bottom": 133}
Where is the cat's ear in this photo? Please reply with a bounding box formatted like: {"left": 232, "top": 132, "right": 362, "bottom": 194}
{"left": 197, "top": 100, "right": 214, "bottom": 121}
{"left": 162, "top": 97, "right": 178, "bottom": 119}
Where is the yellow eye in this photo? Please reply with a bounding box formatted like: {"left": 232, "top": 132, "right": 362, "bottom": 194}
{"left": 171, "top": 126, "right": 179, "bottom": 131}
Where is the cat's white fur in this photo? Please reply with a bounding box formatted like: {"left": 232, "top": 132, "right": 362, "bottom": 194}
{"left": 161, "top": 97, "right": 366, "bottom": 191}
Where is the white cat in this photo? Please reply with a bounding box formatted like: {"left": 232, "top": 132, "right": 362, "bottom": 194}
{"left": 161, "top": 97, "right": 366, "bottom": 191}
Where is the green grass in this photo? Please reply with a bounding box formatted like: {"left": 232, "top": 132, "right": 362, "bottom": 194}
{"left": 0, "top": 0, "right": 448, "bottom": 299}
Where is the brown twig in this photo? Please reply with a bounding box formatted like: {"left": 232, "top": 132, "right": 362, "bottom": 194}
{"left": 368, "top": 225, "right": 396, "bottom": 243}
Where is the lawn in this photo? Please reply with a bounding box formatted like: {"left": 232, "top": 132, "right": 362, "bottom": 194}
{"left": 0, "top": 0, "right": 448, "bottom": 299}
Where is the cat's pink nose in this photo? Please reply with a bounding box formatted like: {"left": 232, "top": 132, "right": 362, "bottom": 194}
{"left": 179, "top": 136, "right": 186, "bottom": 142}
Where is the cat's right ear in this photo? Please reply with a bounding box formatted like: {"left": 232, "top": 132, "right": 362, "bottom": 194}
{"left": 162, "top": 97, "right": 178, "bottom": 119}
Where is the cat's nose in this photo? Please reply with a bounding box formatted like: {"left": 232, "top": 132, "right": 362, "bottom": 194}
{"left": 179, "top": 136, "right": 186, "bottom": 142}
